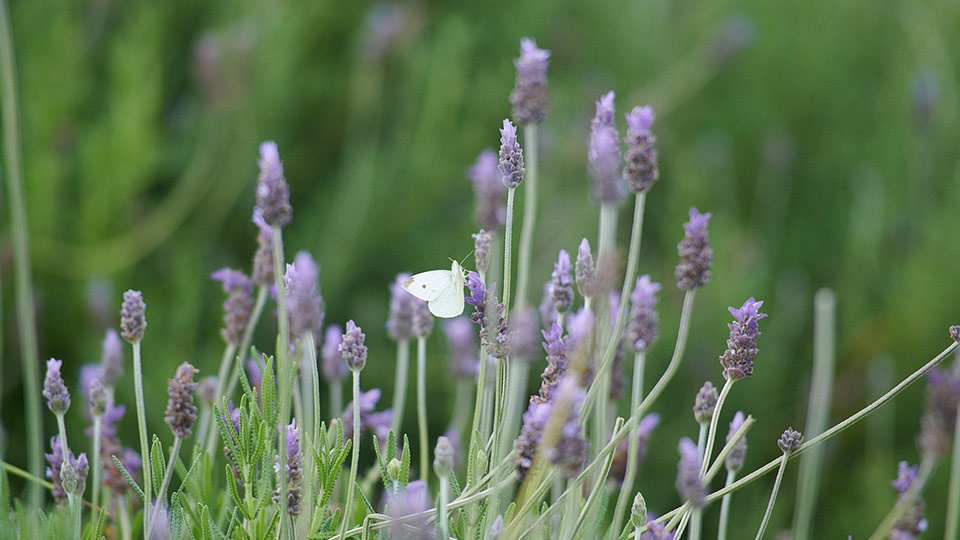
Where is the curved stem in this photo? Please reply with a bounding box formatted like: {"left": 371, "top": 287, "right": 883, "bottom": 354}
{"left": 717, "top": 469, "right": 737, "bottom": 540}
{"left": 754, "top": 454, "right": 789, "bottom": 540}
{"left": 416, "top": 336, "right": 429, "bottom": 484}
{"left": 700, "top": 379, "right": 735, "bottom": 477}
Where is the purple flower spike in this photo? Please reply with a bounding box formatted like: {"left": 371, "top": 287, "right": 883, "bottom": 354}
{"left": 550, "top": 249, "right": 574, "bottom": 315}
{"left": 537, "top": 323, "right": 568, "bottom": 403}
{"left": 321, "top": 324, "right": 347, "bottom": 383}
{"left": 100, "top": 328, "right": 124, "bottom": 385}
{"left": 285, "top": 251, "right": 325, "bottom": 341}
{"left": 693, "top": 381, "right": 718, "bottom": 424}
{"left": 777, "top": 427, "right": 803, "bottom": 454}
{"left": 575, "top": 238, "right": 597, "bottom": 299}
{"left": 443, "top": 317, "right": 479, "bottom": 379}
{"left": 624, "top": 275, "right": 661, "bottom": 353}
{"left": 473, "top": 229, "right": 493, "bottom": 274}
{"left": 676, "top": 437, "right": 705, "bottom": 508}
{"left": 387, "top": 273, "right": 418, "bottom": 342}
{"left": 273, "top": 419, "right": 303, "bottom": 515}
{"left": 385, "top": 479, "right": 435, "bottom": 539}
{"left": 675, "top": 207, "right": 713, "bottom": 290}
{"left": 588, "top": 91, "right": 624, "bottom": 205}
{"left": 725, "top": 411, "right": 748, "bottom": 472}
{"left": 469, "top": 150, "right": 506, "bottom": 231}
{"left": 510, "top": 38, "right": 550, "bottom": 125}
{"left": 255, "top": 141, "right": 292, "bottom": 228}
{"left": 498, "top": 119, "right": 525, "bottom": 189}
{"left": 43, "top": 358, "right": 71, "bottom": 416}
{"left": 719, "top": 297, "right": 767, "bottom": 380}
{"left": 164, "top": 362, "right": 200, "bottom": 439}
{"left": 891, "top": 461, "right": 929, "bottom": 538}
{"left": 340, "top": 320, "right": 368, "bottom": 372}
{"left": 120, "top": 289, "right": 147, "bottom": 343}
{"left": 251, "top": 208, "right": 274, "bottom": 286}
{"left": 623, "top": 105, "right": 659, "bottom": 193}
{"left": 212, "top": 268, "right": 255, "bottom": 346}
{"left": 566, "top": 308, "right": 594, "bottom": 351}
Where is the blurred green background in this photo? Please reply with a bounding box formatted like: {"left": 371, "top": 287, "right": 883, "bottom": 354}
{"left": 2, "top": 0, "right": 959, "bottom": 536}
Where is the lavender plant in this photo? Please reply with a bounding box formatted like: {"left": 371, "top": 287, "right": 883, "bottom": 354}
{"left": 2, "top": 32, "right": 960, "bottom": 540}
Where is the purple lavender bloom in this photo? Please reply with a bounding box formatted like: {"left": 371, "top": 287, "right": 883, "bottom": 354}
{"left": 45, "top": 435, "right": 68, "bottom": 503}
{"left": 212, "top": 268, "right": 255, "bottom": 346}
{"left": 539, "top": 281, "right": 558, "bottom": 330}
{"left": 61, "top": 451, "right": 89, "bottom": 498}
{"left": 87, "top": 377, "right": 108, "bottom": 417}
{"left": 919, "top": 362, "right": 960, "bottom": 458}
{"left": 610, "top": 413, "right": 660, "bottom": 484}
{"left": 641, "top": 520, "right": 676, "bottom": 540}
{"left": 321, "top": 324, "right": 347, "bottom": 383}
{"left": 251, "top": 208, "right": 274, "bottom": 286}
{"left": 164, "top": 362, "right": 200, "bottom": 439}
{"left": 100, "top": 328, "right": 124, "bottom": 385}
{"left": 537, "top": 323, "right": 568, "bottom": 404}
{"left": 498, "top": 119, "right": 525, "bottom": 189}
{"left": 255, "top": 141, "right": 292, "bottom": 228}
{"left": 575, "top": 238, "right": 597, "bottom": 299}
{"left": 509, "top": 307, "right": 540, "bottom": 360}
{"left": 387, "top": 274, "right": 418, "bottom": 341}
{"left": 473, "top": 229, "right": 493, "bottom": 274}
{"left": 273, "top": 419, "right": 303, "bottom": 515}
{"left": 949, "top": 325, "right": 960, "bottom": 343}
{"left": 719, "top": 297, "right": 768, "bottom": 380}
{"left": 676, "top": 437, "right": 705, "bottom": 508}
{"left": 674, "top": 207, "right": 713, "bottom": 290}
{"left": 513, "top": 399, "right": 552, "bottom": 480}
{"left": 443, "top": 317, "right": 479, "bottom": 379}
{"left": 777, "top": 427, "right": 803, "bottom": 454}
{"left": 566, "top": 307, "right": 594, "bottom": 352}
{"left": 340, "top": 388, "right": 393, "bottom": 443}
{"left": 514, "top": 376, "right": 588, "bottom": 480}
{"left": 550, "top": 249, "right": 574, "bottom": 314}
{"left": 120, "top": 289, "right": 147, "bottom": 343}
{"left": 43, "top": 358, "right": 71, "bottom": 416}
{"left": 623, "top": 105, "right": 659, "bottom": 193}
{"left": 725, "top": 410, "right": 748, "bottom": 472}
{"left": 469, "top": 150, "right": 506, "bottom": 231}
{"left": 891, "top": 461, "right": 928, "bottom": 538}
{"left": 588, "top": 92, "right": 625, "bottom": 205}
{"left": 340, "top": 320, "right": 368, "bottom": 372}
{"left": 624, "top": 275, "right": 661, "bottom": 353}
{"left": 284, "top": 251, "right": 325, "bottom": 341}
{"left": 466, "top": 274, "right": 509, "bottom": 360}
{"left": 510, "top": 38, "right": 550, "bottom": 125}
{"left": 693, "top": 381, "right": 718, "bottom": 424}
{"left": 385, "top": 479, "right": 435, "bottom": 539}
{"left": 45, "top": 436, "right": 89, "bottom": 503}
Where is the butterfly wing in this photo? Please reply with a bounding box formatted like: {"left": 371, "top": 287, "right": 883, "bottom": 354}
{"left": 402, "top": 270, "right": 454, "bottom": 301}
{"left": 428, "top": 260, "right": 466, "bottom": 318}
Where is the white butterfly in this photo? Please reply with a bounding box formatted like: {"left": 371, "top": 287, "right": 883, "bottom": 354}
{"left": 402, "top": 260, "right": 467, "bottom": 318}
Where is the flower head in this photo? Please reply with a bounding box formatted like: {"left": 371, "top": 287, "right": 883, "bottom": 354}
{"left": 693, "top": 381, "right": 718, "bottom": 424}
{"left": 588, "top": 92, "right": 624, "bottom": 205}
{"left": 469, "top": 150, "right": 506, "bottom": 231}
{"left": 510, "top": 38, "right": 550, "bottom": 125}
{"left": 164, "top": 362, "right": 200, "bottom": 439}
{"left": 43, "top": 358, "right": 71, "bottom": 416}
{"left": 725, "top": 411, "right": 748, "bottom": 472}
{"left": 473, "top": 229, "right": 493, "bottom": 274}
{"left": 575, "top": 238, "right": 597, "bottom": 299}
{"left": 387, "top": 274, "right": 418, "bottom": 341}
{"left": 550, "top": 249, "right": 574, "bottom": 315}
{"left": 434, "top": 435, "right": 455, "bottom": 478}
{"left": 891, "top": 461, "right": 928, "bottom": 539}
{"left": 536, "top": 323, "right": 568, "bottom": 403}
{"left": 498, "top": 119, "right": 525, "bottom": 189}
{"left": 675, "top": 207, "right": 713, "bottom": 290}
{"left": 45, "top": 436, "right": 89, "bottom": 503}
{"left": 284, "top": 251, "right": 325, "bottom": 341}
{"left": 120, "top": 289, "right": 147, "bottom": 343}
{"left": 777, "top": 427, "right": 803, "bottom": 454}
{"left": 273, "top": 419, "right": 302, "bottom": 515}
{"left": 719, "top": 297, "right": 768, "bottom": 380}
{"left": 100, "top": 328, "right": 124, "bottom": 385}
{"left": 255, "top": 141, "right": 292, "bottom": 228}
{"left": 251, "top": 208, "right": 274, "bottom": 286}
{"left": 340, "top": 320, "right": 368, "bottom": 372}
{"left": 212, "top": 268, "right": 255, "bottom": 346}
{"left": 623, "top": 105, "right": 659, "bottom": 193}
{"left": 624, "top": 275, "right": 661, "bottom": 353}
{"left": 676, "top": 437, "right": 704, "bottom": 508}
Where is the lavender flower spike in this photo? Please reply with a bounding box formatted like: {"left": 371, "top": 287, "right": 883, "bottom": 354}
{"left": 473, "top": 229, "right": 493, "bottom": 274}
{"left": 340, "top": 320, "right": 368, "bottom": 372}
{"left": 469, "top": 150, "right": 505, "bottom": 231}
{"left": 284, "top": 251, "right": 325, "bottom": 340}
{"left": 891, "top": 461, "right": 929, "bottom": 539}
{"left": 164, "top": 362, "right": 200, "bottom": 439}
{"left": 624, "top": 275, "right": 661, "bottom": 353}
{"left": 120, "top": 289, "right": 147, "bottom": 343}
{"left": 623, "top": 105, "right": 659, "bottom": 193}
{"left": 255, "top": 141, "right": 292, "bottom": 228}
{"left": 498, "top": 119, "right": 525, "bottom": 189}
{"left": 777, "top": 427, "right": 803, "bottom": 454}
{"left": 387, "top": 273, "right": 418, "bottom": 342}
{"left": 43, "top": 358, "right": 71, "bottom": 416}
{"left": 273, "top": 419, "right": 303, "bottom": 515}
{"left": 100, "top": 328, "right": 124, "bottom": 385}
{"left": 674, "top": 207, "right": 713, "bottom": 290}
{"left": 588, "top": 91, "right": 625, "bottom": 205}
{"left": 510, "top": 38, "right": 550, "bottom": 125}
{"left": 693, "top": 381, "right": 718, "bottom": 424}
{"left": 211, "top": 268, "right": 254, "bottom": 346}
{"left": 550, "top": 249, "right": 574, "bottom": 314}
{"left": 725, "top": 410, "right": 748, "bottom": 472}
{"left": 575, "top": 238, "right": 597, "bottom": 299}
{"left": 676, "top": 437, "right": 705, "bottom": 508}
{"left": 719, "top": 297, "right": 768, "bottom": 380}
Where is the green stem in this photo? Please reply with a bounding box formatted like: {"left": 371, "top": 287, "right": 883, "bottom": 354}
{"left": 416, "top": 335, "right": 429, "bottom": 484}
{"left": 437, "top": 474, "right": 451, "bottom": 540}
{"left": 132, "top": 341, "right": 153, "bottom": 535}
{"left": 571, "top": 418, "right": 625, "bottom": 539}
{"left": 153, "top": 436, "right": 183, "bottom": 530}
{"left": 390, "top": 339, "right": 410, "bottom": 437}
{"left": 466, "top": 344, "right": 488, "bottom": 492}
{"left": 0, "top": 0, "right": 42, "bottom": 506}
{"left": 271, "top": 225, "right": 291, "bottom": 540}
{"left": 340, "top": 371, "right": 362, "bottom": 539}
{"left": 700, "top": 379, "right": 735, "bottom": 477}
{"left": 754, "top": 452, "right": 790, "bottom": 540}
{"left": 514, "top": 124, "right": 538, "bottom": 308}
{"left": 945, "top": 401, "right": 960, "bottom": 540}
{"left": 91, "top": 415, "right": 103, "bottom": 513}
{"left": 717, "top": 469, "right": 737, "bottom": 540}
{"left": 502, "top": 187, "right": 516, "bottom": 313}
{"left": 609, "top": 351, "right": 646, "bottom": 537}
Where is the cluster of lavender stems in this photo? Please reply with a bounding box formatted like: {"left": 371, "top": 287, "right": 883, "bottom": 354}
{"left": 5, "top": 28, "right": 960, "bottom": 540}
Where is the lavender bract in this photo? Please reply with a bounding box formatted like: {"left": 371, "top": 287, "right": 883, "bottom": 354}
{"left": 550, "top": 249, "right": 574, "bottom": 315}
{"left": 273, "top": 420, "right": 302, "bottom": 515}
{"left": 211, "top": 267, "right": 255, "bottom": 346}
{"left": 777, "top": 427, "right": 803, "bottom": 454}
{"left": 674, "top": 207, "right": 713, "bottom": 290}
{"left": 340, "top": 320, "right": 368, "bottom": 372}
{"left": 284, "top": 251, "right": 325, "bottom": 341}
{"left": 575, "top": 238, "right": 597, "bottom": 299}
{"left": 473, "top": 229, "right": 492, "bottom": 274}
{"left": 693, "top": 381, "right": 718, "bottom": 424}
{"left": 624, "top": 275, "right": 661, "bottom": 353}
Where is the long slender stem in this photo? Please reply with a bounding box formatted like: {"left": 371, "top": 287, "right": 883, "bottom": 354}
{"left": 154, "top": 437, "right": 183, "bottom": 527}
{"left": 502, "top": 187, "right": 516, "bottom": 313}
{"left": 340, "top": 371, "right": 362, "bottom": 539}
{"left": 0, "top": 0, "right": 42, "bottom": 506}
{"left": 514, "top": 124, "right": 538, "bottom": 308}
{"left": 700, "top": 379, "right": 735, "bottom": 477}
{"left": 755, "top": 455, "right": 789, "bottom": 540}
{"left": 271, "top": 225, "right": 291, "bottom": 540}
{"left": 945, "top": 401, "right": 960, "bottom": 540}
{"left": 717, "top": 469, "right": 737, "bottom": 540}
{"left": 132, "top": 341, "right": 153, "bottom": 534}
{"left": 570, "top": 418, "right": 625, "bottom": 539}
{"left": 416, "top": 336, "right": 429, "bottom": 484}
{"left": 390, "top": 339, "right": 410, "bottom": 437}
{"left": 609, "top": 351, "right": 646, "bottom": 537}
{"left": 91, "top": 415, "right": 103, "bottom": 513}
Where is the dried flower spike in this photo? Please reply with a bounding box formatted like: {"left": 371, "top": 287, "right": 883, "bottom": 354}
{"left": 120, "top": 289, "right": 147, "bottom": 343}
{"left": 164, "top": 362, "right": 200, "bottom": 439}
{"left": 675, "top": 207, "right": 713, "bottom": 290}
{"left": 623, "top": 105, "right": 659, "bottom": 193}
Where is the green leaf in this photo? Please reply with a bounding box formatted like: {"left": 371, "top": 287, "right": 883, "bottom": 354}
{"left": 356, "top": 481, "right": 375, "bottom": 515}
{"left": 198, "top": 504, "right": 212, "bottom": 540}
{"left": 112, "top": 454, "right": 145, "bottom": 501}
{"left": 150, "top": 435, "right": 165, "bottom": 498}
{"left": 91, "top": 507, "right": 107, "bottom": 540}
{"left": 225, "top": 465, "right": 251, "bottom": 521}
{"left": 261, "top": 354, "right": 277, "bottom": 426}
{"left": 399, "top": 434, "right": 411, "bottom": 486}
{"left": 449, "top": 471, "right": 462, "bottom": 498}
{"left": 170, "top": 492, "right": 184, "bottom": 540}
